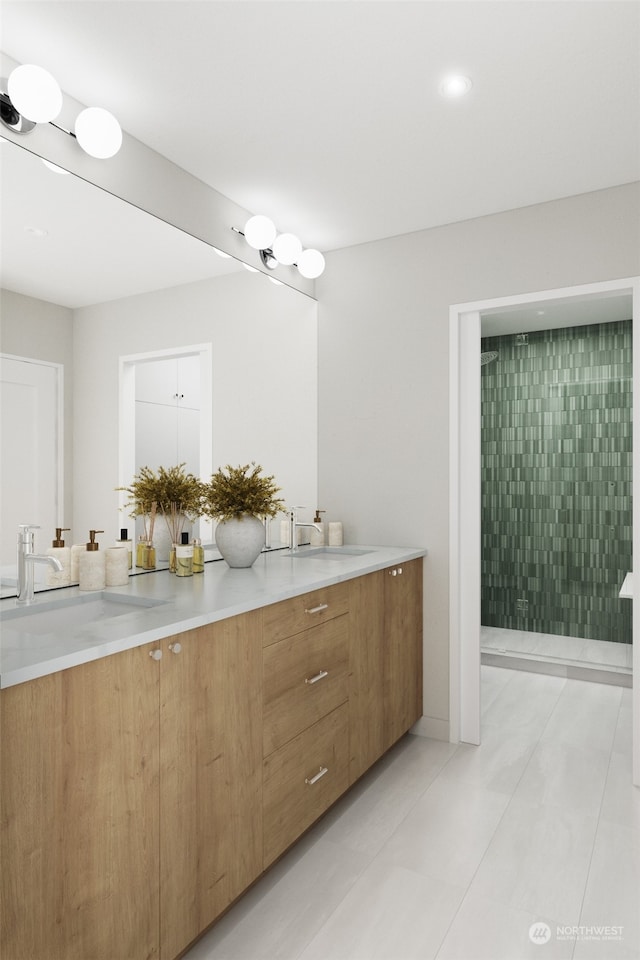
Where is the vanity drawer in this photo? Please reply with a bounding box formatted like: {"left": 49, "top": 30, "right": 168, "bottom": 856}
{"left": 263, "top": 703, "right": 349, "bottom": 867}
{"left": 262, "top": 581, "right": 349, "bottom": 647}
{"left": 263, "top": 615, "right": 349, "bottom": 756}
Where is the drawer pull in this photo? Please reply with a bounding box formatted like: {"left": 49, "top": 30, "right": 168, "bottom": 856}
{"left": 305, "top": 766, "right": 329, "bottom": 786}
{"left": 305, "top": 669, "right": 328, "bottom": 685}
{"left": 305, "top": 602, "right": 329, "bottom": 615}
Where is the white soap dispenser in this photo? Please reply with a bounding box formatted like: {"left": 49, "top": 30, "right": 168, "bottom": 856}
{"left": 46, "top": 527, "right": 71, "bottom": 586}
{"left": 79, "top": 529, "right": 106, "bottom": 591}
{"left": 310, "top": 509, "right": 326, "bottom": 546}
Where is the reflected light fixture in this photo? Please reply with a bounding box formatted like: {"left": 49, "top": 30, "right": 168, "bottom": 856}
{"left": 42, "top": 158, "right": 71, "bottom": 174}
{"left": 235, "top": 215, "right": 326, "bottom": 279}
{"left": 1, "top": 61, "right": 122, "bottom": 160}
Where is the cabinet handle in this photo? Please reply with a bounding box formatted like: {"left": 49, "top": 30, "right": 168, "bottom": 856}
{"left": 305, "top": 669, "right": 328, "bottom": 685}
{"left": 168, "top": 642, "right": 182, "bottom": 654}
{"left": 305, "top": 766, "right": 329, "bottom": 786}
{"left": 149, "top": 649, "right": 163, "bottom": 661}
{"left": 305, "top": 603, "right": 329, "bottom": 615}
{"left": 388, "top": 567, "right": 403, "bottom": 576}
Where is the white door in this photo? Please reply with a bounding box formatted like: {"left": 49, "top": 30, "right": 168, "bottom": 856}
{"left": 0, "top": 356, "right": 62, "bottom": 575}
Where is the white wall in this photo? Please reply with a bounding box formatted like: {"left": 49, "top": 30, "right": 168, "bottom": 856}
{"left": 317, "top": 182, "right": 640, "bottom": 737}
{"left": 72, "top": 271, "right": 317, "bottom": 544}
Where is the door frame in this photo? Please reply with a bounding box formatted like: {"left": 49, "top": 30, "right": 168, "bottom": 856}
{"left": 118, "top": 343, "right": 213, "bottom": 542}
{"left": 0, "top": 353, "right": 64, "bottom": 569}
{"left": 449, "top": 277, "right": 640, "bottom": 785}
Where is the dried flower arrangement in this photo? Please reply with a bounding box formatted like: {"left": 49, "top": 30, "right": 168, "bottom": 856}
{"left": 202, "top": 463, "right": 285, "bottom": 522}
{"left": 117, "top": 463, "right": 205, "bottom": 543}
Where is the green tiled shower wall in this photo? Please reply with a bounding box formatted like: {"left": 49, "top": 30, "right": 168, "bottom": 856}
{"left": 481, "top": 319, "right": 632, "bottom": 644}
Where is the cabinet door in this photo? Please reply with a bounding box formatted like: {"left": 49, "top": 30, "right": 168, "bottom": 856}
{"left": 348, "top": 570, "right": 385, "bottom": 783}
{"left": 0, "top": 646, "right": 160, "bottom": 960}
{"left": 159, "top": 612, "right": 263, "bottom": 959}
{"left": 383, "top": 558, "right": 423, "bottom": 750}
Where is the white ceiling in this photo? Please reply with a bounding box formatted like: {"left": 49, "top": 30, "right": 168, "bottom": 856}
{"left": 1, "top": 0, "right": 639, "bottom": 255}
{"left": 481, "top": 290, "right": 633, "bottom": 338}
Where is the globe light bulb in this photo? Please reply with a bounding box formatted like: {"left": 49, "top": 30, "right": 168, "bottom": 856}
{"left": 272, "top": 233, "right": 302, "bottom": 266}
{"left": 74, "top": 107, "right": 122, "bottom": 159}
{"left": 297, "top": 249, "right": 325, "bottom": 279}
{"left": 244, "top": 215, "right": 276, "bottom": 250}
{"left": 8, "top": 64, "right": 63, "bottom": 123}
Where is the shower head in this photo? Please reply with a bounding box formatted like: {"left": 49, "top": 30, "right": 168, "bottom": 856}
{"left": 481, "top": 350, "right": 498, "bottom": 367}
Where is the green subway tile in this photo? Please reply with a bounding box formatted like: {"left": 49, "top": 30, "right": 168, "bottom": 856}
{"left": 481, "top": 319, "right": 632, "bottom": 644}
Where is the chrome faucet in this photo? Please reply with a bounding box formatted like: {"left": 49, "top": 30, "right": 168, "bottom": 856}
{"left": 16, "top": 524, "right": 63, "bottom": 603}
{"left": 288, "top": 507, "right": 323, "bottom": 553}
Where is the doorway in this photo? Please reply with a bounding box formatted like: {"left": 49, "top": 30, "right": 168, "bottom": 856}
{"left": 118, "top": 343, "right": 213, "bottom": 543}
{"left": 449, "top": 277, "right": 640, "bottom": 785}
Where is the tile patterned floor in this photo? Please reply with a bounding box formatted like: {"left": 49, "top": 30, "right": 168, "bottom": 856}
{"left": 184, "top": 667, "right": 640, "bottom": 960}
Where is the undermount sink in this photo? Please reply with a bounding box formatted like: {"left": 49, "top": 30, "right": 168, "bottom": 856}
{"left": 283, "top": 547, "right": 374, "bottom": 560}
{"left": 0, "top": 591, "right": 167, "bottom": 635}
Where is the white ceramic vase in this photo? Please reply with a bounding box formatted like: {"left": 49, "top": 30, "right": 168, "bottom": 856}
{"left": 215, "top": 515, "right": 265, "bottom": 568}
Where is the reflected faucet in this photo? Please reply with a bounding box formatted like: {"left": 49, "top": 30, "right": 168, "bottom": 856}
{"left": 17, "top": 524, "right": 63, "bottom": 603}
{"left": 288, "top": 507, "right": 323, "bottom": 553}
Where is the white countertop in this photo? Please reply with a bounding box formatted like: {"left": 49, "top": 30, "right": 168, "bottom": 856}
{"left": 0, "top": 544, "right": 425, "bottom": 689}
{"left": 619, "top": 572, "right": 633, "bottom": 599}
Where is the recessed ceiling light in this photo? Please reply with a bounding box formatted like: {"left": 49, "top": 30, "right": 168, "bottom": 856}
{"left": 438, "top": 74, "right": 472, "bottom": 99}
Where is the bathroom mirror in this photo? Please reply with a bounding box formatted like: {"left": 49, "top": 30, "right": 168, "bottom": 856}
{"left": 0, "top": 141, "right": 318, "bottom": 596}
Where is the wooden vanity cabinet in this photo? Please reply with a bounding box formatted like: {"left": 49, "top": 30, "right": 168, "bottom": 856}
{"left": 349, "top": 557, "right": 423, "bottom": 781}
{"left": 0, "top": 612, "right": 262, "bottom": 960}
{"left": 158, "top": 611, "right": 262, "bottom": 959}
{"left": 382, "top": 558, "right": 423, "bottom": 751}
{"left": 0, "top": 645, "right": 160, "bottom": 960}
{"left": 262, "top": 582, "right": 350, "bottom": 867}
{"left": 1, "top": 561, "right": 423, "bottom": 960}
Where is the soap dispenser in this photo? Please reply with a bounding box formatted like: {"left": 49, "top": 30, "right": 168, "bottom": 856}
{"left": 79, "top": 530, "right": 106, "bottom": 591}
{"left": 310, "top": 509, "right": 326, "bottom": 546}
{"left": 46, "top": 527, "right": 71, "bottom": 586}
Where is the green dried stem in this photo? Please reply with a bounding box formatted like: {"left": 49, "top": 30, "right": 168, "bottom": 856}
{"left": 203, "top": 462, "right": 285, "bottom": 522}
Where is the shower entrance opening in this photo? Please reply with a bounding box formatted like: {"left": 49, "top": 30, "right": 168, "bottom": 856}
{"left": 480, "top": 316, "right": 632, "bottom": 688}
{"left": 449, "top": 277, "right": 640, "bottom": 786}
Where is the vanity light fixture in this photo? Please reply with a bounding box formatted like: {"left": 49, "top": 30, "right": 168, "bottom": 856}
{"left": 244, "top": 215, "right": 277, "bottom": 251}
{"left": 1, "top": 62, "right": 122, "bottom": 159}
{"left": 234, "top": 216, "right": 326, "bottom": 278}
{"left": 8, "top": 64, "right": 62, "bottom": 124}
{"left": 272, "top": 232, "right": 302, "bottom": 266}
